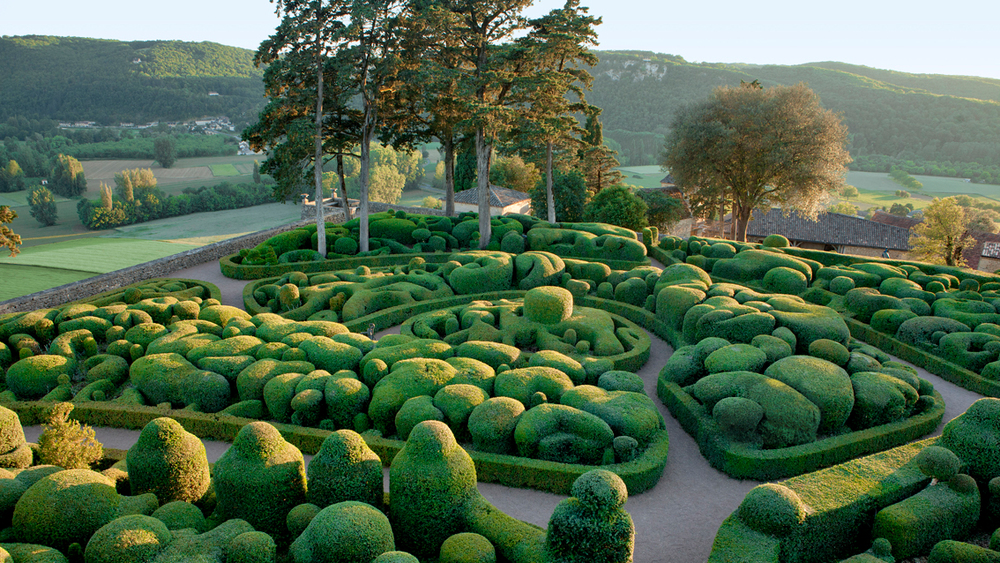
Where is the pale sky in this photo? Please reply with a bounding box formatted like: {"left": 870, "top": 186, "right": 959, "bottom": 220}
{"left": 4, "top": 0, "right": 999, "bottom": 80}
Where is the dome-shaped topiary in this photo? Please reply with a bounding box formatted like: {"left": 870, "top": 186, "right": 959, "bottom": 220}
{"left": 228, "top": 531, "right": 277, "bottom": 563}
{"left": 914, "top": 446, "right": 961, "bottom": 481}
{"left": 546, "top": 470, "right": 634, "bottom": 563}
{"left": 389, "top": 421, "right": 478, "bottom": 558}
{"left": 829, "top": 276, "right": 856, "bottom": 295}
{"left": 12, "top": 469, "right": 158, "bottom": 551}
{"left": 762, "top": 234, "right": 790, "bottom": 248}
{"left": 524, "top": 286, "right": 574, "bottom": 325}
{"left": 307, "top": 429, "right": 384, "bottom": 509}
{"left": 151, "top": 501, "right": 207, "bottom": 532}
{"left": 763, "top": 266, "right": 808, "bottom": 295}
{"left": 713, "top": 397, "right": 764, "bottom": 439}
{"left": 84, "top": 514, "right": 172, "bottom": 563}
{"left": 0, "top": 405, "right": 31, "bottom": 469}
{"left": 286, "top": 503, "right": 321, "bottom": 539}
{"left": 737, "top": 483, "right": 809, "bottom": 537}
{"left": 807, "top": 338, "right": 851, "bottom": 366}
{"left": 468, "top": 397, "right": 525, "bottom": 455}
{"left": 213, "top": 421, "right": 307, "bottom": 540}
{"left": 289, "top": 501, "right": 391, "bottom": 563}
{"left": 127, "top": 417, "right": 210, "bottom": 505}
{"left": 439, "top": 532, "right": 496, "bottom": 563}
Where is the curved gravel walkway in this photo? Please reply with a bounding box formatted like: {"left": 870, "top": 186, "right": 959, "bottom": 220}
{"left": 24, "top": 259, "right": 985, "bottom": 562}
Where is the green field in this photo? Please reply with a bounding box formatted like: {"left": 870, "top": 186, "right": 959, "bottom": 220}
{"left": 1, "top": 202, "right": 304, "bottom": 302}
{"left": 846, "top": 171, "right": 1000, "bottom": 200}
{"left": 617, "top": 165, "right": 666, "bottom": 189}
{"left": 210, "top": 164, "right": 241, "bottom": 177}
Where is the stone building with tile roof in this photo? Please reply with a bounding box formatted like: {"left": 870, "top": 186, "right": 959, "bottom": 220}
{"left": 747, "top": 208, "right": 912, "bottom": 259}
{"left": 453, "top": 185, "right": 531, "bottom": 216}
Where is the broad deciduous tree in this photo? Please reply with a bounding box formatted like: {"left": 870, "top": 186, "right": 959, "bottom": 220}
{"left": 662, "top": 82, "right": 851, "bottom": 241}
{"left": 909, "top": 197, "right": 976, "bottom": 266}
{"left": 28, "top": 185, "right": 58, "bottom": 226}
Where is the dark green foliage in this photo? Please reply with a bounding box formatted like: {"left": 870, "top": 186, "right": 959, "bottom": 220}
{"left": 938, "top": 331, "right": 1000, "bottom": 372}
{"left": 524, "top": 286, "right": 574, "bottom": 325}
{"left": 713, "top": 397, "right": 765, "bottom": 440}
{"left": 84, "top": 514, "right": 172, "bottom": 563}
{"left": 768, "top": 297, "right": 850, "bottom": 352}
{"left": 711, "top": 250, "right": 812, "bottom": 284}
{"left": 213, "top": 421, "right": 306, "bottom": 540}
{"left": 764, "top": 355, "right": 854, "bottom": 433}
{"left": 126, "top": 417, "right": 210, "bottom": 505}
{"left": 844, "top": 288, "right": 905, "bottom": 324}
{"left": 389, "top": 422, "right": 478, "bottom": 558}
{"left": 12, "top": 469, "right": 158, "bottom": 551}
{"left": 928, "top": 541, "right": 1000, "bottom": 563}
{"left": 870, "top": 309, "right": 918, "bottom": 336}
{"left": 848, "top": 372, "right": 913, "bottom": 429}
{"left": 229, "top": 531, "right": 278, "bottom": 563}
{"left": 152, "top": 501, "right": 208, "bottom": 532}
{"left": 561, "top": 385, "right": 665, "bottom": 446}
{"left": 494, "top": 367, "right": 574, "bottom": 406}
{"left": 582, "top": 185, "right": 648, "bottom": 231}
{"left": 129, "top": 353, "right": 230, "bottom": 412}
{"left": 872, "top": 477, "right": 980, "bottom": 559}
{"left": 704, "top": 344, "right": 767, "bottom": 374}
{"left": 449, "top": 252, "right": 515, "bottom": 294}
{"left": 941, "top": 398, "right": 1000, "bottom": 482}
{"left": 278, "top": 249, "right": 323, "bottom": 264}
{"left": 762, "top": 234, "right": 789, "bottom": 248}
{"left": 829, "top": 276, "right": 856, "bottom": 295}
{"left": 914, "top": 446, "right": 961, "bottom": 481}
{"left": 513, "top": 252, "right": 565, "bottom": 290}
{"left": 468, "top": 397, "right": 525, "bottom": 455}
{"left": 371, "top": 218, "right": 419, "bottom": 245}
{"left": 688, "top": 370, "right": 820, "bottom": 448}
{"left": 49, "top": 154, "right": 86, "bottom": 198}
{"left": 439, "top": 532, "right": 496, "bottom": 563}
{"left": 763, "top": 267, "right": 807, "bottom": 295}
{"left": 514, "top": 403, "right": 614, "bottom": 464}
{"left": 896, "top": 316, "right": 971, "bottom": 349}
{"left": 27, "top": 186, "right": 57, "bottom": 226}
{"left": 807, "top": 339, "right": 850, "bottom": 366}
{"left": 5, "top": 355, "right": 75, "bottom": 400}
{"left": 290, "top": 501, "right": 395, "bottom": 563}
{"left": 613, "top": 277, "right": 648, "bottom": 307}
{"left": 546, "top": 470, "right": 634, "bottom": 563}
{"left": 737, "top": 483, "right": 808, "bottom": 536}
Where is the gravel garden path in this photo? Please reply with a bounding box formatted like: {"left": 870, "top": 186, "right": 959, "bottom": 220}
{"left": 24, "top": 258, "right": 987, "bottom": 562}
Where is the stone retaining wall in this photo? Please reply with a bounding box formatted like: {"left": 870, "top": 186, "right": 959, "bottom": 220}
{"left": 0, "top": 220, "right": 312, "bottom": 315}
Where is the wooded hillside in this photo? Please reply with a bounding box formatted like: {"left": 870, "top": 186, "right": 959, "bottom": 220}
{"left": 588, "top": 51, "right": 1000, "bottom": 168}
{"left": 0, "top": 36, "right": 265, "bottom": 127}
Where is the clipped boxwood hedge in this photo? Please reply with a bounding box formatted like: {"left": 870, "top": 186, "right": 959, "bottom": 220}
{"left": 6, "top": 400, "right": 668, "bottom": 495}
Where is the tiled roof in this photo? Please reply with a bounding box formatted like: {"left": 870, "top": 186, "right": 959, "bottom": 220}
{"left": 868, "top": 209, "right": 923, "bottom": 229}
{"left": 966, "top": 231, "right": 1000, "bottom": 268}
{"left": 747, "top": 208, "right": 911, "bottom": 250}
{"left": 453, "top": 185, "right": 530, "bottom": 207}
{"left": 983, "top": 241, "right": 1000, "bottom": 259}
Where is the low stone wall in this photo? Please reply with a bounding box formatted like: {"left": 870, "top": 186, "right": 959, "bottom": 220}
{"left": 0, "top": 220, "right": 313, "bottom": 315}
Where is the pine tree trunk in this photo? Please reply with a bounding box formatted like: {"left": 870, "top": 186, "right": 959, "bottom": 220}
{"left": 546, "top": 141, "right": 555, "bottom": 223}
{"left": 476, "top": 127, "right": 491, "bottom": 249}
{"left": 337, "top": 153, "right": 350, "bottom": 221}
{"left": 313, "top": 33, "right": 326, "bottom": 257}
{"left": 443, "top": 137, "right": 455, "bottom": 217}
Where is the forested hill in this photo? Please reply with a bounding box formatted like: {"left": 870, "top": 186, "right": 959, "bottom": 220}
{"left": 0, "top": 36, "right": 265, "bottom": 127}
{"left": 589, "top": 51, "right": 1000, "bottom": 168}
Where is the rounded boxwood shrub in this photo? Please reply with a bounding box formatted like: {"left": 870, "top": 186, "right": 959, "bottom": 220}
{"left": 290, "top": 501, "right": 395, "bottom": 563}
{"left": 439, "top": 533, "right": 496, "bottom": 563}
{"left": 737, "top": 483, "right": 808, "bottom": 537}
{"left": 468, "top": 397, "right": 525, "bottom": 455}
{"left": 807, "top": 338, "right": 850, "bottom": 366}
{"left": 764, "top": 355, "right": 853, "bottom": 432}
{"left": 307, "top": 429, "right": 383, "bottom": 509}
{"left": 229, "top": 531, "right": 277, "bottom": 563}
{"left": 524, "top": 286, "right": 574, "bottom": 325}
{"left": 545, "top": 470, "right": 633, "bottom": 563}
{"left": 870, "top": 309, "right": 918, "bottom": 336}
{"left": 713, "top": 396, "right": 764, "bottom": 439}
{"left": 126, "top": 417, "right": 210, "bottom": 505}
{"left": 914, "top": 445, "right": 961, "bottom": 481}
{"left": 151, "top": 500, "right": 207, "bottom": 532}
{"left": 704, "top": 344, "right": 768, "bottom": 374}
{"left": 12, "top": 469, "right": 158, "bottom": 551}
{"left": 762, "top": 234, "right": 789, "bottom": 248}
{"left": 213, "top": 421, "right": 307, "bottom": 540}
{"left": 941, "top": 398, "right": 1000, "bottom": 482}
{"left": 763, "top": 267, "right": 808, "bottom": 295}
{"left": 829, "top": 276, "right": 856, "bottom": 295}
{"left": 389, "top": 421, "right": 479, "bottom": 558}
{"left": 84, "top": 514, "right": 172, "bottom": 563}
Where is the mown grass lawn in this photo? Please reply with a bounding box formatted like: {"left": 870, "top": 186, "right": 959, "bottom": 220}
{"left": 1, "top": 202, "right": 304, "bottom": 302}
{"left": 209, "top": 164, "right": 241, "bottom": 177}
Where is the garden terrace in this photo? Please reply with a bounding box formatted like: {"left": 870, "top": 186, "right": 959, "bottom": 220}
{"left": 2, "top": 223, "right": 998, "bottom": 562}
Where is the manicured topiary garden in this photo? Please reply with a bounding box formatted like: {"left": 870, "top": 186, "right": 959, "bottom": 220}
{"left": 8, "top": 216, "right": 1000, "bottom": 562}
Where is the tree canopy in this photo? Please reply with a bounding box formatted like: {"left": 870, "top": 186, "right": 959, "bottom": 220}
{"left": 908, "top": 197, "right": 976, "bottom": 267}
{"left": 0, "top": 205, "right": 21, "bottom": 257}
{"left": 662, "top": 82, "right": 850, "bottom": 241}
